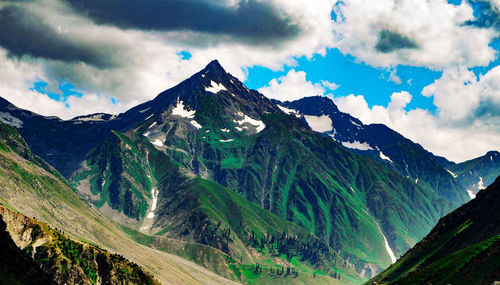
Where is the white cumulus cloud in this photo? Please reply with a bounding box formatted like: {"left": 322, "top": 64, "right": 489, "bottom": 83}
{"left": 332, "top": 0, "right": 498, "bottom": 69}
{"left": 258, "top": 69, "right": 326, "bottom": 101}
{"left": 334, "top": 91, "right": 500, "bottom": 162}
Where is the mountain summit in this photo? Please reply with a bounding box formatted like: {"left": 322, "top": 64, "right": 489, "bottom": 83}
{"left": 0, "top": 61, "right": 484, "bottom": 281}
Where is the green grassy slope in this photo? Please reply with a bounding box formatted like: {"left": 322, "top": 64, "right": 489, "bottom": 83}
{"left": 0, "top": 122, "right": 239, "bottom": 284}
{"left": 154, "top": 110, "right": 455, "bottom": 273}
{"left": 369, "top": 176, "right": 500, "bottom": 284}
{"left": 73, "top": 129, "right": 363, "bottom": 283}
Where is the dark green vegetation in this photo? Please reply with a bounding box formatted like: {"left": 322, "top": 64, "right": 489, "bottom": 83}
{"left": 0, "top": 122, "right": 243, "bottom": 284}
{"left": 2, "top": 60, "right": 497, "bottom": 283}
{"left": 66, "top": 61, "right": 461, "bottom": 281}
{"left": 275, "top": 96, "right": 469, "bottom": 206}
{"left": 75, "top": 130, "right": 361, "bottom": 283}
{"left": 369, "top": 176, "right": 500, "bottom": 284}
{"left": 0, "top": 205, "right": 159, "bottom": 285}
{"left": 0, "top": 212, "right": 56, "bottom": 285}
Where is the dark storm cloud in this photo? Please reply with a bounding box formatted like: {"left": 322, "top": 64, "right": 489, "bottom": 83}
{"left": 64, "top": 0, "right": 300, "bottom": 43}
{"left": 0, "top": 5, "right": 117, "bottom": 68}
{"left": 375, "top": 30, "right": 418, "bottom": 53}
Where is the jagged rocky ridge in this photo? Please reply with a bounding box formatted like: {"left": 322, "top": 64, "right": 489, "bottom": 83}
{"left": 0, "top": 205, "right": 159, "bottom": 285}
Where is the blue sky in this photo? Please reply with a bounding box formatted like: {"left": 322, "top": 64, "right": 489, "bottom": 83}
{"left": 1, "top": 0, "right": 499, "bottom": 161}
{"left": 245, "top": 49, "right": 441, "bottom": 113}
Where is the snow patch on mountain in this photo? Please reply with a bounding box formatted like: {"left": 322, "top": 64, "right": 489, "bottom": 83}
{"left": 205, "top": 80, "right": 227, "bottom": 93}
{"left": 277, "top": 105, "right": 300, "bottom": 116}
{"left": 144, "top": 114, "right": 154, "bottom": 121}
{"left": 363, "top": 209, "right": 397, "bottom": 264}
{"left": 220, "top": 139, "right": 234, "bottom": 143}
{"left": 467, "top": 189, "right": 476, "bottom": 199}
{"left": 478, "top": 177, "right": 485, "bottom": 190}
{"left": 0, "top": 112, "right": 23, "bottom": 128}
{"left": 73, "top": 113, "right": 116, "bottom": 122}
{"left": 447, "top": 169, "right": 458, "bottom": 178}
{"left": 304, "top": 115, "right": 333, "bottom": 133}
{"left": 341, "top": 140, "right": 374, "bottom": 151}
{"left": 234, "top": 112, "right": 266, "bottom": 133}
{"left": 152, "top": 139, "right": 164, "bottom": 147}
{"left": 379, "top": 151, "right": 393, "bottom": 163}
{"left": 172, "top": 100, "right": 195, "bottom": 118}
{"left": 190, "top": 120, "right": 202, "bottom": 129}
{"left": 141, "top": 186, "right": 159, "bottom": 231}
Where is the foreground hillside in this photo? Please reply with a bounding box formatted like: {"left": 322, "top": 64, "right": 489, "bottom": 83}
{"left": 369, "top": 176, "right": 500, "bottom": 284}
{"left": 0, "top": 121, "right": 351, "bottom": 284}
{"left": 0, "top": 208, "right": 55, "bottom": 284}
{"left": 0, "top": 122, "right": 238, "bottom": 284}
{"left": 0, "top": 205, "right": 159, "bottom": 284}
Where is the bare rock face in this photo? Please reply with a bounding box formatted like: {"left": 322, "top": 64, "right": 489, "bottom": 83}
{"left": 0, "top": 205, "right": 160, "bottom": 285}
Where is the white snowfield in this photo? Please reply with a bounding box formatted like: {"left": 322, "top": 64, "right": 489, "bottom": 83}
{"left": 304, "top": 115, "right": 333, "bottom": 133}
{"left": 205, "top": 80, "right": 227, "bottom": 93}
{"left": 219, "top": 139, "right": 234, "bottom": 143}
{"left": 341, "top": 140, "right": 374, "bottom": 151}
{"left": 234, "top": 112, "right": 266, "bottom": 133}
{"left": 172, "top": 100, "right": 195, "bottom": 119}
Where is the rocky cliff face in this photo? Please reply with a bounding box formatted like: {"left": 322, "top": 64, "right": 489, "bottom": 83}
{"left": 0, "top": 205, "right": 159, "bottom": 285}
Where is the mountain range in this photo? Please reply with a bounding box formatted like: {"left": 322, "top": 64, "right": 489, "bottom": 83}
{"left": 0, "top": 60, "right": 498, "bottom": 284}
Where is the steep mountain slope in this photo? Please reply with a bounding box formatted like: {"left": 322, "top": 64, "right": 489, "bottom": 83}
{"left": 0, "top": 210, "right": 55, "bottom": 285}
{"left": 0, "top": 97, "right": 115, "bottom": 177}
{"left": 274, "top": 96, "right": 469, "bottom": 205}
{"left": 448, "top": 151, "right": 500, "bottom": 198}
{"left": 0, "top": 122, "right": 239, "bottom": 284}
{"left": 369, "top": 175, "right": 500, "bottom": 284}
{"left": 66, "top": 61, "right": 459, "bottom": 279}
{"left": 0, "top": 205, "right": 159, "bottom": 285}
{"left": 72, "top": 129, "right": 362, "bottom": 284}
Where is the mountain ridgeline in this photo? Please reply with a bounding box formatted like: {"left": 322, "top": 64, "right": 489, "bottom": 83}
{"left": 369, "top": 176, "right": 500, "bottom": 284}
{"left": 274, "top": 96, "right": 469, "bottom": 205}
{"left": 0, "top": 60, "right": 498, "bottom": 283}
